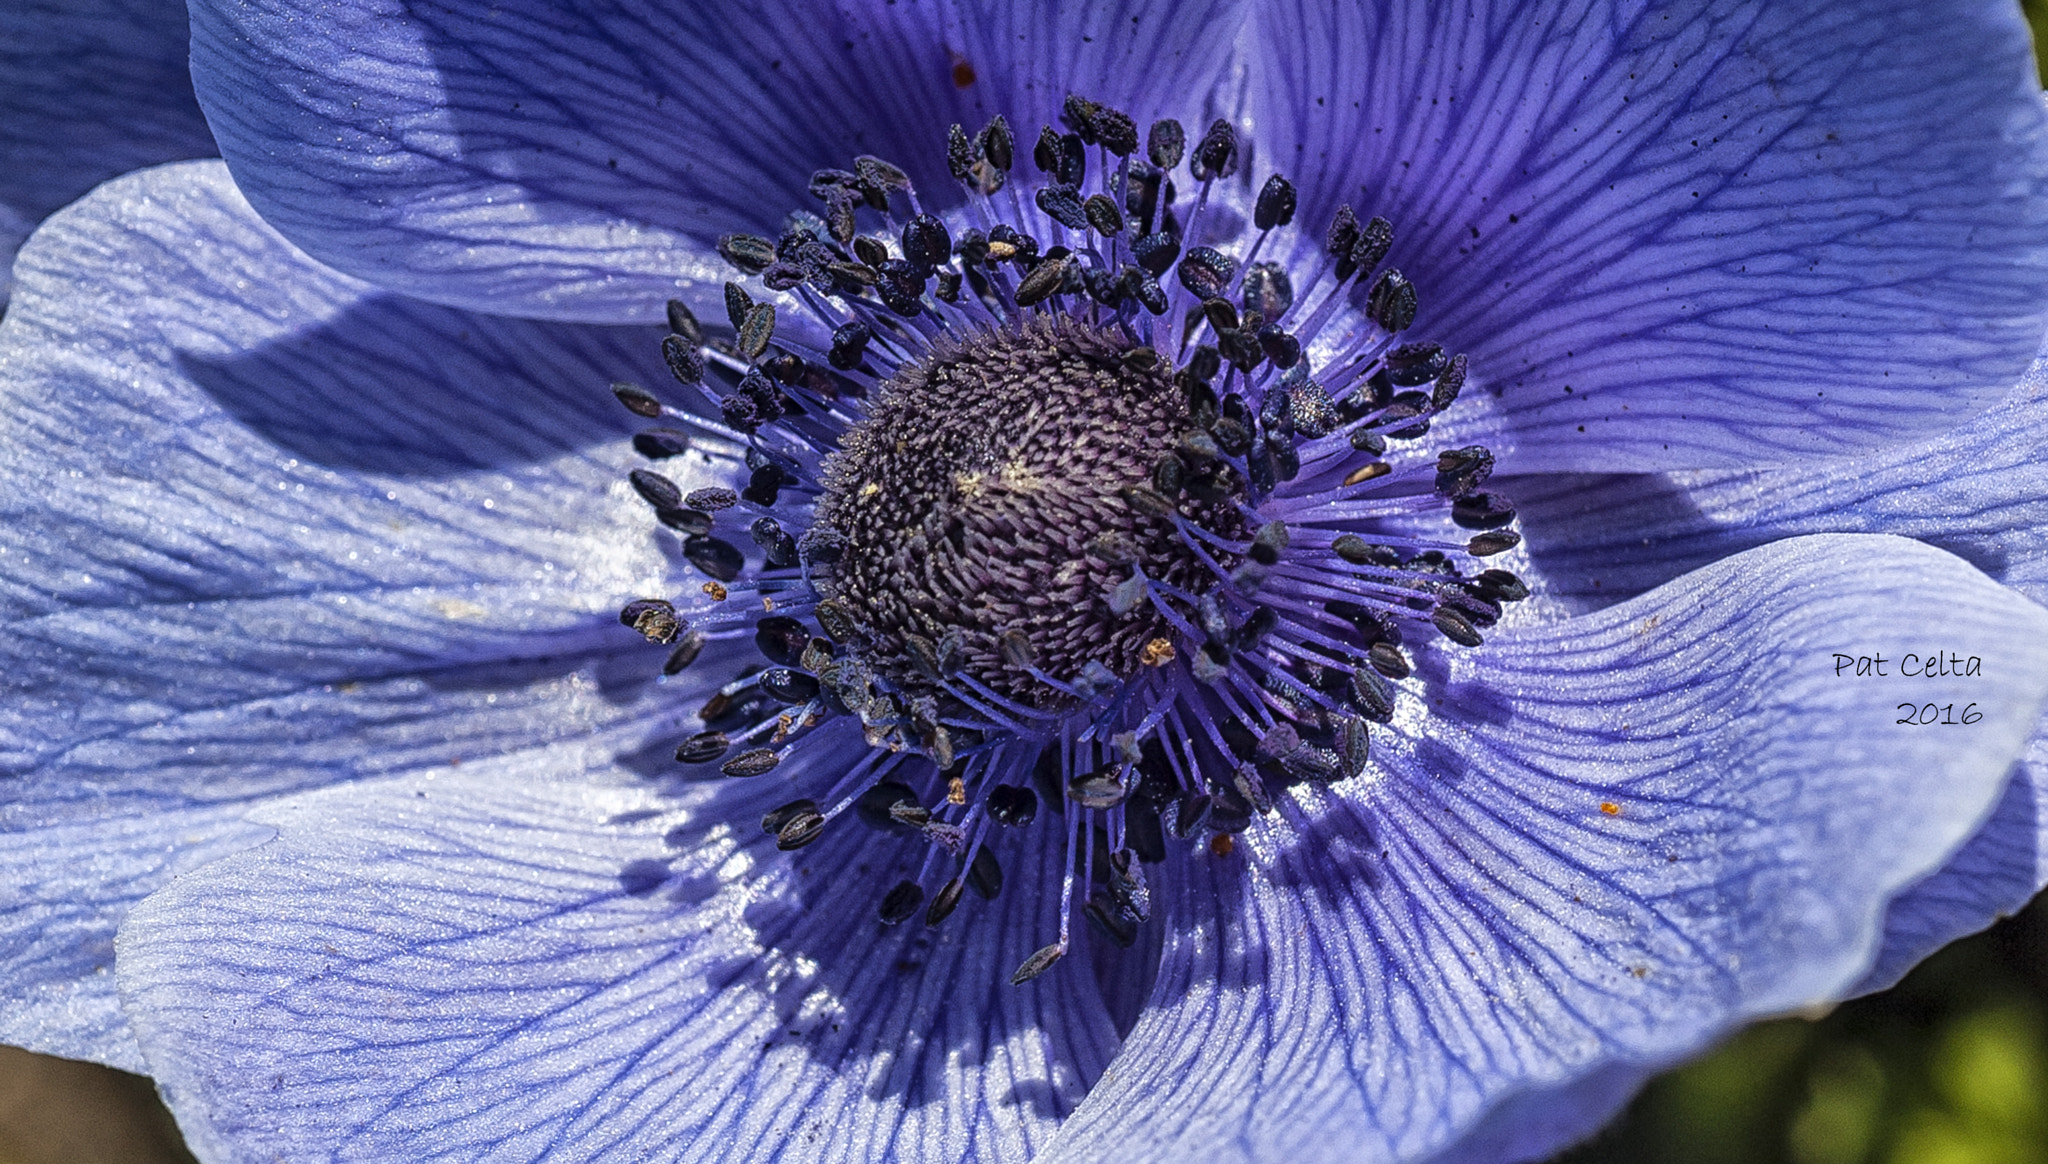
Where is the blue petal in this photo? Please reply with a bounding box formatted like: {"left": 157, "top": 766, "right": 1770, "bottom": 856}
{"left": 0, "top": 0, "right": 216, "bottom": 300}
{"left": 1040, "top": 535, "right": 2048, "bottom": 1164}
{"left": 1419, "top": 1062, "right": 1650, "bottom": 1164}
{"left": 119, "top": 756, "right": 1122, "bottom": 1163}
{"left": 1512, "top": 357, "right": 2048, "bottom": 1011}
{"left": 0, "top": 160, "right": 699, "bottom": 1066}
{"left": 187, "top": 0, "right": 1247, "bottom": 322}
{"left": 0, "top": 804, "right": 271, "bottom": 1071}
{"left": 1514, "top": 359, "right": 2048, "bottom": 612}
{"left": 1249, "top": 0, "right": 2048, "bottom": 471}
{"left": 1853, "top": 737, "right": 2046, "bottom": 994}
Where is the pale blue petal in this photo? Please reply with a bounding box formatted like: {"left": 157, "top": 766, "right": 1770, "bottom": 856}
{"left": 1853, "top": 737, "right": 2047, "bottom": 994}
{"left": 1513, "top": 360, "right": 2048, "bottom": 612}
{"left": 1510, "top": 357, "right": 2048, "bottom": 1010}
{"left": 188, "top": 0, "right": 1247, "bottom": 321}
{"left": 0, "top": 0, "right": 216, "bottom": 299}
{"left": 120, "top": 752, "right": 1122, "bottom": 1163}
{"left": 0, "top": 804, "right": 271, "bottom": 1071}
{"left": 0, "top": 160, "right": 693, "bottom": 1066}
{"left": 1041, "top": 535, "right": 2048, "bottom": 1164}
{"left": 1249, "top": 0, "right": 2048, "bottom": 470}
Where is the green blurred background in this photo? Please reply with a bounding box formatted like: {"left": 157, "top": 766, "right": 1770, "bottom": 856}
{"left": 1558, "top": 893, "right": 2048, "bottom": 1164}
{"left": 7, "top": 4, "right": 2048, "bottom": 1163}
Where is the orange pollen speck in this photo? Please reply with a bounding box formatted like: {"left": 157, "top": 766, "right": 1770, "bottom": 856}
{"left": 1140, "top": 638, "right": 1176, "bottom": 666}
{"left": 950, "top": 56, "right": 976, "bottom": 88}
{"left": 948, "top": 776, "right": 967, "bottom": 805}
{"left": 1599, "top": 801, "right": 1622, "bottom": 816}
{"left": 1210, "top": 834, "right": 1235, "bottom": 858}
{"left": 702, "top": 581, "right": 728, "bottom": 601}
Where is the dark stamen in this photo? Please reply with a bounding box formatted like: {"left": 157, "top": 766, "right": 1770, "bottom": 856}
{"left": 610, "top": 98, "right": 1526, "bottom": 990}
{"left": 968, "top": 847, "right": 1004, "bottom": 899}
{"left": 633, "top": 429, "right": 691, "bottom": 459}
{"left": 1366, "top": 270, "right": 1418, "bottom": 332}
{"left": 1010, "top": 942, "right": 1065, "bottom": 984}
{"left": 675, "top": 731, "right": 729, "bottom": 764}
{"left": 620, "top": 598, "right": 682, "bottom": 644}
{"left": 925, "top": 877, "right": 966, "bottom": 926}
{"left": 1146, "top": 119, "right": 1185, "bottom": 169}
{"left": 1190, "top": 119, "right": 1238, "bottom": 180}
{"left": 665, "top": 298, "right": 705, "bottom": 344}
{"left": 880, "top": 880, "right": 925, "bottom": 925}
{"left": 721, "top": 748, "right": 780, "bottom": 778}
{"left": 611, "top": 381, "right": 664, "bottom": 418}
{"left": 1254, "top": 175, "right": 1297, "bottom": 230}
{"left": 989, "top": 783, "right": 1039, "bottom": 826}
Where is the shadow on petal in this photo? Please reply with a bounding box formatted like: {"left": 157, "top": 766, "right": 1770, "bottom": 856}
{"left": 1514, "top": 471, "right": 2020, "bottom": 615}
{"left": 174, "top": 294, "right": 663, "bottom": 477}
{"left": 1514, "top": 472, "right": 1739, "bottom": 613}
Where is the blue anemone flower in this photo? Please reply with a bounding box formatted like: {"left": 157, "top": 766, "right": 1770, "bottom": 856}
{"left": 0, "top": 0, "right": 215, "bottom": 301}
{"left": 7, "top": 3, "right": 2048, "bottom": 1163}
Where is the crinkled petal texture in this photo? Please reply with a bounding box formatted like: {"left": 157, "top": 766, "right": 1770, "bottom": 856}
{"left": 0, "top": 160, "right": 688, "bottom": 1068}
{"left": 119, "top": 741, "right": 1130, "bottom": 1164}
{"left": 1510, "top": 360, "right": 2048, "bottom": 998}
{"left": 0, "top": 0, "right": 216, "bottom": 298}
{"left": 1041, "top": 535, "right": 2048, "bottom": 1164}
{"left": 186, "top": 0, "right": 1247, "bottom": 321}
{"left": 1252, "top": 0, "right": 2048, "bottom": 471}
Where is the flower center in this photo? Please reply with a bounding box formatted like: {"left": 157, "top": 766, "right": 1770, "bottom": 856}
{"left": 607, "top": 94, "right": 1530, "bottom": 982}
{"left": 811, "top": 318, "right": 1242, "bottom": 704}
